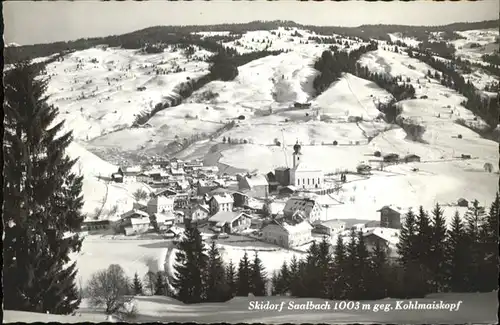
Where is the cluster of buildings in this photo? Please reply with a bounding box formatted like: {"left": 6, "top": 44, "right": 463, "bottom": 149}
{"left": 82, "top": 142, "right": 409, "bottom": 259}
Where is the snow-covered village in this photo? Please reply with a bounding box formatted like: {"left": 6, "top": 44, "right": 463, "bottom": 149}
{"left": 3, "top": 1, "right": 499, "bottom": 323}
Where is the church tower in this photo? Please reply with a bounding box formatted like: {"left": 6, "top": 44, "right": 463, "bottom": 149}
{"left": 292, "top": 140, "right": 302, "bottom": 169}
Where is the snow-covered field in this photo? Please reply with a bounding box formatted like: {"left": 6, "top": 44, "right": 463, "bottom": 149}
{"left": 5, "top": 291, "right": 498, "bottom": 324}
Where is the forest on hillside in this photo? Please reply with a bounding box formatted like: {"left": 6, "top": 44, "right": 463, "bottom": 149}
{"left": 5, "top": 19, "right": 498, "bottom": 64}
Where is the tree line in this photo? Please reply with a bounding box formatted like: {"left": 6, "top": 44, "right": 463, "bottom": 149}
{"left": 412, "top": 51, "right": 499, "bottom": 128}
{"left": 171, "top": 223, "right": 268, "bottom": 303}
{"left": 312, "top": 41, "right": 378, "bottom": 96}
{"left": 271, "top": 198, "right": 498, "bottom": 300}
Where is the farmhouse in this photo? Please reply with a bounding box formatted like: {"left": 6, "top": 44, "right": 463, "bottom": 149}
{"left": 377, "top": 205, "right": 408, "bottom": 229}
{"left": 237, "top": 173, "right": 269, "bottom": 198}
{"left": 313, "top": 219, "right": 346, "bottom": 236}
{"left": 404, "top": 154, "right": 421, "bottom": 163}
{"left": 283, "top": 196, "right": 323, "bottom": 223}
{"left": 189, "top": 204, "right": 210, "bottom": 223}
{"left": 209, "top": 193, "right": 234, "bottom": 215}
{"left": 262, "top": 219, "right": 313, "bottom": 248}
{"left": 152, "top": 212, "right": 176, "bottom": 228}
{"left": 153, "top": 188, "right": 178, "bottom": 197}
{"left": 289, "top": 142, "right": 324, "bottom": 189}
{"left": 123, "top": 217, "right": 151, "bottom": 236}
{"left": 111, "top": 173, "right": 123, "bottom": 183}
{"left": 207, "top": 211, "right": 252, "bottom": 234}
{"left": 136, "top": 172, "right": 152, "bottom": 183}
{"left": 383, "top": 153, "right": 400, "bottom": 163}
{"left": 147, "top": 196, "right": 175, "bottom": 215}
{"left": 120, "top": 209, "right": 150, "bottom": 221}
{"left": 196, "top": 180, "right": 221, "bottom": 196}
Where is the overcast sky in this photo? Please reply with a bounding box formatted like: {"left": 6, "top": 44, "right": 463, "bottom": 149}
{"left": 4, "top": 0, "right": 499, "bottom": 46}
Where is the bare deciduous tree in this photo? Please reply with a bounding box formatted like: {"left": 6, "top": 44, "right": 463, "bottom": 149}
{"left": 86, "top": 264, "right": 135, "bottom": 316}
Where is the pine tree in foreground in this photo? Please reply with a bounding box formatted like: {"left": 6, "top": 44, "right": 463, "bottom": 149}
{"left": 172, "top": 224, "right": 207, "bottom": 303}
{"left": 330, "top": 235, "right": 347, "bottom": 300}
{"left": 236, "top": 252, "right": 252, "bottom": 296}
{"left": 429, "top": 204, "right": 448, "bottom": 292}
{"left": 205, "top": 241, "right": 228, "bottom": 302}
{"left": 225, "top": 260, "right": 237, "bottom": 298}
{"left": 132, "top": 272, "right": 144, "bottom": 295}
{"left": 444, "top": 211, "right": 470, "bottom": 292}
{"left": 250, "top": 252, "right": 267, "bottom": 296}
{"left": 478, "top": 193, "right": 500, "bottom": 292}
{"left": 3, "top": 62, "right": 85, "bottom": 314}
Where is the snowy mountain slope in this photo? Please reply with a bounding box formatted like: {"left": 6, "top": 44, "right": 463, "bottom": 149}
{"left": 44, "top": 46, "right": 211, "bottom": 142}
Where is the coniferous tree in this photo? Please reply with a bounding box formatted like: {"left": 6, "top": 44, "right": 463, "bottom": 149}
{"left": 464, "top": 200, "right": 487, "bottom": 291}
{"left": 369, "top": 240, "right": 389, "bottom": 299}
{"left": 479, "top": 194, "right": 500, "bottom": 292}
{"left": 236, "top": 252, "right": 252, "bottom": 296}
{"left": 172, "top": 223, "right": 207, "bottom": 303}
{"left": 205, "top": 241, "right": 228, "bottom": 302}
{"left": 288, "top": 255, "right": 302, "bottom": 296}
{"left": 225, "top": 260, "right": 237, "bottom": 298}
{"left": 330, "top": 234, "right": 348, "bottom": 300}
{"left": 317, "top": 237, "right": 333, "bottom": 299}
{"left": 144, "top": 271, "right": 156, "bottom": 295}
{"left": 355, "top": 231, "right": 371, "bottom": 299}
{"left": 276, "top": 261, "right": 291, "bottom": 295}
{"left": 132, "top": 272, "right": 144, "bottom": 295}
{"left": 409, "top": 206, "right": 433, "bottom": 296}
{"left": 154, "top": 272, "right": 168, "bottom": 296}
{"left": 397, "top": 209, "right": 417, "bottom": 266}
{"left": 429, "top": 204, "right": 448, "bottom": 292}
{"left": 3, "top": 62, "right": 85, "bottom": 314}
{"left": 345, "top": 230, "right": 359, "bottom": 299}
{"left": 300, "top": 241, "right": 322, "bottom": 297}
{"left": 250, "top": 252, "right": 267, "bottom": 296}
{"left": 445, "top": 211, "right": 470, "bottom": 292}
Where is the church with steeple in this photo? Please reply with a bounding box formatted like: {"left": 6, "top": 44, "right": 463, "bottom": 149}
{"left": 289, "top": 141, "right": 324, "bottom": 189}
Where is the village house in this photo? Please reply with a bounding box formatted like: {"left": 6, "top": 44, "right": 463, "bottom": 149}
{"left": 265, "top": 172, "right": 280, "bottom": 193}
{"left": 170, "top": 166, "right": 186, "bottom": 177}
{"left": 262, "top": 219, "right": 313, "bottom": 248}
{"left": 404, "top": 154, "right": 421, "bottom": 163}
{"left": 153, "top": 188, "right": 178, "bottom": 197}
{"left": 363, "top": 227, "right": 400, "bottom": 262}
{"left": 136, "top": 172, "right": 152, "bottom": 184}
{"left": 119, "top": 166, "right": 142, "bottom": 183}
{"left": 120, "top": 209, "right": 150, "bottom": 221}
{"left": 289, "top": 142, "right": 324, "bottom": 189}
{"left": 147, "top": 196, "right": 175, "bottom": 215}
{"left": 81, "top": 219, "right": 111, "bottom": 232}
{"left": 377, "top": 205, "right": 408, "bottom": 229}
{"left": 208, "top": 193, "right": 234, "bottom": 215}
{"left": 123, "top": 216, "right": 151, "bottom": 236}
{"left": 207, "top": 211, "right": 252, "bottom": 234}
{"left": 111, "top": 173, "right": 123, "bottom": 183}
{"left": 189, "top": 203, "right": 210, "bottom": 223}
{"left": 196, "top": 180, "right": 221, "bottom": 196}
{"left": 383, "top": 153, "right": 400, "bottom": 163}
{"left": 283, "top": 196, "right": 323, "bottom": 223}
{"left": 312, "top": 219, "right": 346, "bottom": 236}
{"left": 237, "top": 173, "right": 269, "bottom": 198}
{"left": 152, "top": 212, "right": 176, "bottom": 229}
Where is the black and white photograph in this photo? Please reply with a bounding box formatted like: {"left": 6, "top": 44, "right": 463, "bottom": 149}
{"left": 3, "top": 0, "right": 499, "bottom": 323}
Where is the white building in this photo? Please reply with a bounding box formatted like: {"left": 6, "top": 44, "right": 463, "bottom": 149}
{"left": 283, "top": 196, "right": 323, "bottom": 223}
{"left": 209, "top": 193, "right": 234, "bottom": 215}
{"left": 124, "top": 217, "right": 151, "bottom": 236}
{"left": 262, "top": 219, "right": 313, "bottom": 248}
{"left": 147, "top": 196, "right": 175, "bottom": 215}
{"left": 313, "top": 219, "right": 346, "bottom": 236}
{"left": 289, "top": 141, "right": 324, "bottom": 189}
